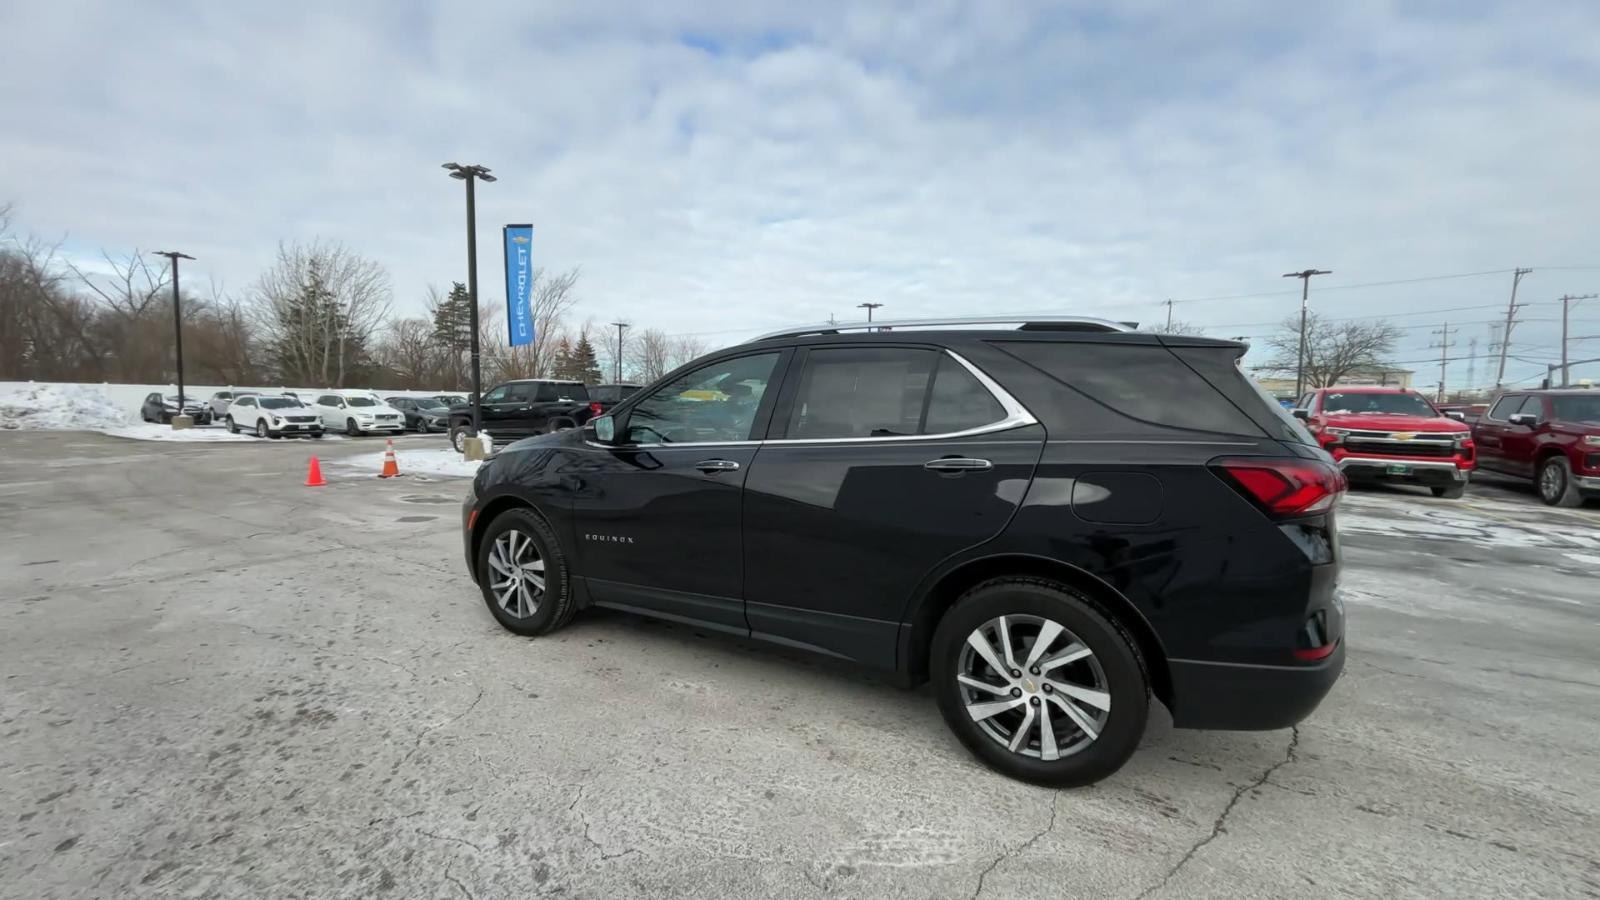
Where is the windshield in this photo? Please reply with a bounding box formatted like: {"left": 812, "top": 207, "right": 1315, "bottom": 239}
{"left": 1321, "top": 391, "right": 1437, "bottom": 417}
{"left": 437, "top": 395, "right": 466, "bottom": 406}
{"left": 1552, "top": 395, "right": 1600, "bottom": 423}
{"left": 346, "top": 396, "right": 378, "bottom": 407}
{"left": 259, "top": 398, "right": 301, "bottom": 409}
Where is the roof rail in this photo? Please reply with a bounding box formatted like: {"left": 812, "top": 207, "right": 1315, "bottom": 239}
{"left": 748, "top": 315, "right": 1136, "bottom": 343}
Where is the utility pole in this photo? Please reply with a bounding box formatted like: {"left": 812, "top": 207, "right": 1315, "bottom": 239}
{"left": 1559, "top": 293, "right": 1599, "bottom": 387}
{"left": 1282, "top": 269, "right": 1332, "bottom": 396}
{"left": 609, "top": 321, "right": 630, "bottom": 383}
{"left": 857, "top": 302, "right": 883, "bottom": 323}
{"left": 1464, "top": 336, "right": 1479, "bottom": 392}
{"left": 152, "top": 251, "right": 195, "bottom": 428}
{"left": 1163, "top": 299, "right": 1175, "bottom": 331}
{"left": 443, "top": 163, "right": 496, "bottom": 441}
{"left": 1429, "top": 322, "right": 1457, "bottom": 402}
{"left": 1493, "top": 267, "right": 1532, "bottom": 388}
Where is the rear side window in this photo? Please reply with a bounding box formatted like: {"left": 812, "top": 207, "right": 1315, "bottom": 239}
{"left": 788, "top": 348, "right": 936, "bottom": 439}
{"left": 536, "top": 383, "right": 589, "bottom": 402}
{"left": 1487, "top": 395, "right": 1522, "bottom": 420}
{"left": 593, "top": 386, "right": 619, "bottom": 402}
{"left": 924, "top": 357, "right": 1006, "bottom": 434}
{"left": 998, "top": 342, "right": 1266, "bottom": 437}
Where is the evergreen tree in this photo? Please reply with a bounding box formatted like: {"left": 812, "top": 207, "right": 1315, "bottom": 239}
{"left": 272, "top": 259, "right": 354, "bottom": 384}
{"left": 572, "top": 335, "right": 603, "bottom": 385}
{"left": 549, "top": 336, "right": 575, "bottom": 381}
{"left": 430, "top": 281, "right": 472, "bottom": 388}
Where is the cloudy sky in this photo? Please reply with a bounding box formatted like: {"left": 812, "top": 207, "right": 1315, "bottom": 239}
{"left": 4, "top": 1, "right": 1599, "bottom": 386}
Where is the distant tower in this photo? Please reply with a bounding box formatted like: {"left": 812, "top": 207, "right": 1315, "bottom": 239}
{"left": 1465, "top": 336, "right": 1480, "bottom": 390}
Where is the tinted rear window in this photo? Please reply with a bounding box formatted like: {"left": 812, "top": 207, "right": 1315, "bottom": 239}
{"left": 535, "top": 383, "right": 589, "bottom": 402}
{"left": 1552, "top": 395, "right": 1600, "bottom": 422}
{"left": 996, "top": 342, "right": 1267, "bottom": 437}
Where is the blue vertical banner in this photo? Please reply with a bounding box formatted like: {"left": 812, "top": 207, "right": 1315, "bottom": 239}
{"left": 503, "top": 224, "right": 535, "bottom": 347}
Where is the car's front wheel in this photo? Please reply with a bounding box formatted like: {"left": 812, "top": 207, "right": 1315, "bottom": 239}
{"left": 1431, "top": 483, "right": 1466, "bottom": 499}
{"left": 226, "top": 416, "right": 237, "bottom": 434}
{"left": 346, "top": 418, "right": 361, "bottom": 437}
{"left": 1539, "top": 456, "right": 1585, "bottom": 508}
{"left": 255, "top": 420, "right": 269, "bottom": 439}
{"left": 450, "top": 425, "right": 467, "bottom": 453}
{"left": 931, "top": 577, "right": 1149, "bottom": 787}
{"left": 476, "top": 508, "right": 576, "bottom": 636}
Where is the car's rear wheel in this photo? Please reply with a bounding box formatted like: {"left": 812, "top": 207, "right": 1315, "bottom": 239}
{"left": 476, "top": 508, "right": 575, "bottom": 636}
{"left": 932, "top": 577, "right": 1148, "bottom": 787}
{"left": 1431, "top": 483, "right": 1466, "bottom": 499}
{"left": 346, "top": 418, "right": 361, "bottom": 437}
{"left": 255, "top": 420, "right": 268, "bottom": 439}
{"left": 1538, "top": 456, "right": 1585, "bottom": 508}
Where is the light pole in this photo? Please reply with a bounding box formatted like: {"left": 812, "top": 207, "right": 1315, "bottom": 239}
{"left": 443, "top": 163, "right": 496, "bottom": 439}
{"left": 1283, "top": 269, "right": 1331, "bottom": 396}
{"left": 857, "top": 302, "right": 883, "bottom": 323}
{"left": 153, "top": 251, "right": 195, "bottom": 427}
{"left": 609, "top": 321, "right": 630, "bottom": 383}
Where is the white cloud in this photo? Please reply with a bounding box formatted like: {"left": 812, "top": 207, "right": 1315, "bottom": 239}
{"left": 3, "top": 0, "right": 1599, "bottom": 385}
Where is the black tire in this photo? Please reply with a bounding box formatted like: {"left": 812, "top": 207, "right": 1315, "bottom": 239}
{"left": 450, "top": 425, "right": 467, "bottom": 453}
{"left": 311, "top": 431, "right": 325, "bottom": 440}
{"left": 931, "top": 577, "right": 1149, "bottom": 787}
{"left": 346, "top": 418, "right": 361, "bottom": 437}
{"left": 1430, "top": 483, "right": 1466, "bottom": 500}
{"left": 226, "top": 416, "right": 238, "bottom": 434}
{"left": 255, "top": 420, "right": 269, "bottom": 439}
{"left": 1538, "top": 456, "right": 1585, "bottom": 508}
{"left": 475, "top": 508, "right": 576, "bottom": 636}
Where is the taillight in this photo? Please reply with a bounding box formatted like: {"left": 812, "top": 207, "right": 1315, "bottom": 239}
{"left": 1212, "top": 457, "right": 1346, "bottom": 517}
{"left": 589, "top": 401, "right": 603, "bottom": 416}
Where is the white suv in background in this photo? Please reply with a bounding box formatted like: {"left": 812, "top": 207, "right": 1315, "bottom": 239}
{"left": 308, "top": 391, "right": 406, "bottom": 436}
{"left": 226, "top": 395, "right": 325, "bottom": 438}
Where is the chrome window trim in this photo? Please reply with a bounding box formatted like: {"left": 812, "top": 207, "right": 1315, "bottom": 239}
{"left": 764, "top": 349, "right": 1037, "bottom": 445}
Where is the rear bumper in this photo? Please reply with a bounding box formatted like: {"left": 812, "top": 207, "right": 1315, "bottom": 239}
{"left": 1167, "top": 641, "right": 1345, "bottom": 730}
{"left": 1337, "top": 456, "right": 1468, "bottom": 484}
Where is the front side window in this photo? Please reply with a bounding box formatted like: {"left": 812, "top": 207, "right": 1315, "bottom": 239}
{"left": 387, "top": 398, "right": 410, "bottom": 409}
{"left": 482, "top": 386, "right": 510, "bottom": 404}
{"left": 237, "top": 397, "right": 256, "bottom": 408}
{"left": 346, "top": 396, "right": 377, "bottom": 408}
{"left": 625, "top": 352, "right": 780, "bottom": 444}
{"left": 1486, "top": 395, "right": 1522, "bottom": 420}
{"left": 1514, "top": 395, "right": 1543, "bottom": 420}
{"left": 787, "top": 348, "right": 937, "bottom": 439}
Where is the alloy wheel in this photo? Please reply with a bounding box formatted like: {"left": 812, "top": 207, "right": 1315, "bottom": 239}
{"left": 488, "top": 530, "right": 546, "bottom": 619}
{"left": 1540, "top": 462, "right": 1562, "bottom": 501}
{"left": 957, "top": 614, "right": 1111, "bottom": 761}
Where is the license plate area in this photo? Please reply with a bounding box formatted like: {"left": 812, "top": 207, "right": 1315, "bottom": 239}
{"left": 1386, "top": 463, "right": 1411, "bottom": 475}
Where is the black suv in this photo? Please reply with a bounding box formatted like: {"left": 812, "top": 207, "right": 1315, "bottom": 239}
{"left": 460, "top": 317, "right": 1346, "bottom": 785}
{"left": 447, "top": 379, "right": 597, "bottom": 452}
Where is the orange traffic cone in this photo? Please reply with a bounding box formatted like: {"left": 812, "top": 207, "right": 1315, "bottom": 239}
{"left": 379, "top": 439, "right": 400, "bottom": 478}
{"left": 305, "top": 456, "right": 326, "bottom": 487}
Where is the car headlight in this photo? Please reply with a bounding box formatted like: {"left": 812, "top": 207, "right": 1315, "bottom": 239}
{"left": 1584, "top": 435, "right": 1600, "bottom": 446}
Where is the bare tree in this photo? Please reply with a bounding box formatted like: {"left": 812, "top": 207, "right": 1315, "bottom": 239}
{"left": 251, "top": 239, "right": 391, "bottom": 386}
{"left": 1139, "top": 320, "right": 1207, "bottom": 337}
{"left": 669, "top": 334, "right": 710, "bottom": 370}
{"left": 1266, "top": 312, "right": 1402, "bottom": 389}
{"left": 374, "top": 317, "right": 439, "bottom": 387}
{"left": 629, "top": 327, "right": 674, "bottom": 382}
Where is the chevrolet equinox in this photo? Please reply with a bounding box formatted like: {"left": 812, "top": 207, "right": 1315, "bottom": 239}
{"left": 461, "top": 316, "right": 1346, "bottom": 786}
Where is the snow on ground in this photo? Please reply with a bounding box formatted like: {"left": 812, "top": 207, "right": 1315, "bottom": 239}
{"left": 0, "top": 383, "right": 131, "bottom": 431}
{"left": 336, "top": 447, "right": 482, "bottom": 478}
{"left": 100, "top": 423, "right": 258, "bottom": 442}
{"left": 1339, "top": 491, "right": 1600, "bottom": 552}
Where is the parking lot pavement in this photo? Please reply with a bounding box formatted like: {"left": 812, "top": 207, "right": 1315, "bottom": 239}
{"left": 3, "top": 432, "right": 1597, "bottom": 900}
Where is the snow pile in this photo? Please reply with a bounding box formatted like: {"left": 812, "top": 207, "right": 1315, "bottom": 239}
{"left": 0, "top": 383, "right": 131, "bottom": 431}
{"left": 337, "top": 447, "right": 483, "bottom": 478}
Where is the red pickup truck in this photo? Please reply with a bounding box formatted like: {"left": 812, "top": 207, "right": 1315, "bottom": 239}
{"left": 1471, "top": 389, "right": 1600, "bottom": 507}
{"left": 1292, "top": 386, "right": 1475, "bottom": 498}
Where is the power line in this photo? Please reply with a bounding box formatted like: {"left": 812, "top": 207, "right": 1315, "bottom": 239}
{"left": 1493, "top": 267, "right": 1533, "bottom": 388}
{"left": 1170, "top": 268, "right": 1514, "bottom": 305}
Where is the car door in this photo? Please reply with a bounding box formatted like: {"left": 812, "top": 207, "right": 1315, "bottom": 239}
{"left": 314, "top": 394, "right": 344, "bottom": 429}
{"left": 234, "top": 396, "right": 257, "bottom": 429}
{"left": 740, "top": 344, "right": 1045, "bottom": 668}
{"left": 1474, "top": 394, "right": 1521, "bottom": 473}
{"left": 575, "top": 350, "right": 790, "bottom": 635}
{"left": 1499, "top": 395, "right": 1544, "bottom": 478}
{"left": 475, "top": 384, "right": 521, "bottom": 437}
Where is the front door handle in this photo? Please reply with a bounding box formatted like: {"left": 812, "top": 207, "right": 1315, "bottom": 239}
{"left": 695, "top": 459, "right": 741, "bottom": 473}
{"left": 924, "top": 457, "right": 993, "bottom": 473}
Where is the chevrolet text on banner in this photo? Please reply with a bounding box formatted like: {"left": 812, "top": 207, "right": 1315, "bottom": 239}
{"left": 503, "top": 224, "right": 534, "bottom": 347}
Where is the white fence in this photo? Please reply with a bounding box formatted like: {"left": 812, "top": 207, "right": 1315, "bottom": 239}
{"left": 0, "top": 381, "right": 457, "bottom": 419}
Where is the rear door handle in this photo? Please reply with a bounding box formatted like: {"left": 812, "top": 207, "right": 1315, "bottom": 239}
{"left": 923, "top": 457, "right": 993, "bottom": 473}
{"left": 695, "top": 459, "right": 741, "bottom": 473}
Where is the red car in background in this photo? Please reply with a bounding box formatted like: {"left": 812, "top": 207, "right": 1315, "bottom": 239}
{"left": 1472, "top": 389, "right": 1600, "bottom": 507}
{"left": 1292, "top": 386, "right": 1475, "bottom": 498}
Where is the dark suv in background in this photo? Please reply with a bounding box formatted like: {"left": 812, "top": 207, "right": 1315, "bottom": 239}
{"left": 447, "top": 379, "right": 597, "bottom": 452}
{"left": 459, "top": 317, "right": 1346, "bottom": 786}
{"left": 1472, "top": 389, "right": 1600, "bottom": 506}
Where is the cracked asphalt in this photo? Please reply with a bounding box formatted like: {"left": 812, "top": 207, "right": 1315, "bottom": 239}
{"left": 3, "top": 431, "right": 1598, "bottom": 899}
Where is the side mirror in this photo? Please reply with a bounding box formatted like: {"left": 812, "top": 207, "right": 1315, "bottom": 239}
{"left": 1508, "top": 413, "right": 1537, "bottom": 427}
{"left": 591, "top": 414, "right": 617, "bottom": 444}
{"left": 1291, "top": 408, "right": 1310, "bottom": 420}
{"left": 1444, "top": 410, "right": 1465, "bottom": 421}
